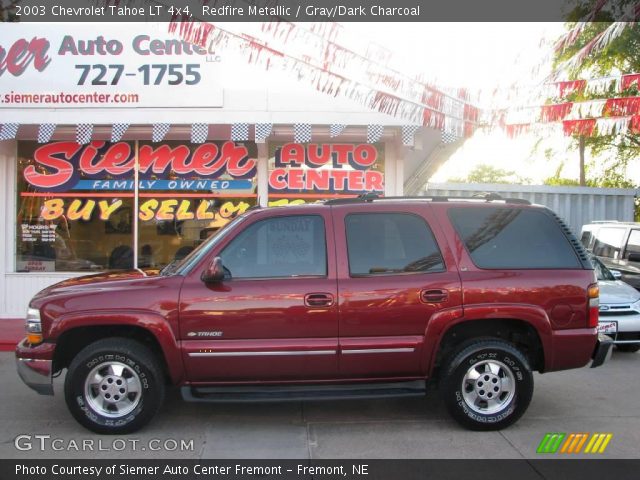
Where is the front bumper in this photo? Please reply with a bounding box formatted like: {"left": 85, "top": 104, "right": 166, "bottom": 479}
{"left": 591, "top": 334, "right": 613, "bottom": 368}
{"left": 15, "top": 339, "right": 53, "bottom": 395}
{"left": 598, "top": 313, "right": 640, "bottom": 344}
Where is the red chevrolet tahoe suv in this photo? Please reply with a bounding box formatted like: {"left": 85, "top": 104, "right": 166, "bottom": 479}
{"left": 16, "top": 196, "right": 612, "bottom": 434}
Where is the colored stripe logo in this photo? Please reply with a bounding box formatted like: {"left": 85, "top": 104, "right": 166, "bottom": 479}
{"left": 537, "top": 433, "right": 613, "bottom": 454}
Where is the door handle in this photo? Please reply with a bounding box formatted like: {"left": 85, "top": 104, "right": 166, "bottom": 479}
{"left": 304, "top": 293, "right": 334, "bottom": 307}
{"left": 420, "top": 289, "right": 448, "bottom": 303}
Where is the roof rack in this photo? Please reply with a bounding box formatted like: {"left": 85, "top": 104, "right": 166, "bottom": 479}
{"left": 324, "top": 193, "right": 531, "bottom": 206}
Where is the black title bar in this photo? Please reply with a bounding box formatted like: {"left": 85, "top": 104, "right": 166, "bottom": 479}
{"left": 1, "top": 459, "right": 640, "bottom": 480}
{"left": 0, "top": 0, "right": 624, "bottom": 22}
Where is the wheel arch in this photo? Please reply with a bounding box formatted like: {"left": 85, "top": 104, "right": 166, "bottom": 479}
{"left": 425, "top": 306, "right": 552, "bottom": 378}
{"left": 51, "top": 312, "right": 184, "bottom": 384}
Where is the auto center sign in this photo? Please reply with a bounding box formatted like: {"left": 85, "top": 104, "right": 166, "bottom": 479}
{"left": 22, "top": 140, "right": 383, "bottom": 196}
{"left": 270, "top": 143, "right": 384, "bottom": 195}
{"left": 0, "top": 24, "right": 223, "bottom": 108}
{"left": 23, "top": 141, "right": 256, "bottom": 191}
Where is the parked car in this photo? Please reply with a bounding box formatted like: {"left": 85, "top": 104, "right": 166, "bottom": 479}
{"left": 16, "top": 195, "right": 612, "bottom": 434}
{"left": 591, "top": 255, "right": 640, "bottom": 353}
{"left": 581, "top": 221, "right": 640, "bottom": 290}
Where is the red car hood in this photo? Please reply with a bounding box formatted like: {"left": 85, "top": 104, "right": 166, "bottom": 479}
{"left": 32, "top": 269, "right": 162, "bottom": 299}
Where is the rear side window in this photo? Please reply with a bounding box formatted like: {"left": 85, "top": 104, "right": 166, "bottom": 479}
{"left": 345, "top": 213, "right": 444, "bottom": 276}
{"left": 449, "top": 207, "right": 580, "bottom": 269}
{"left": 592, "top": 227, "right": 626, "bottom": 259}
{"left": 580, "top": 230, "right": 592, "bottom": 248}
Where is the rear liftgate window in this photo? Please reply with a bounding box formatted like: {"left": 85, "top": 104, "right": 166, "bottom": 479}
{"left": 449, "top": 207, "right": 581, "bottom": 269}
{"left": 345, "top": 213, "right": 445, "bottom": 276}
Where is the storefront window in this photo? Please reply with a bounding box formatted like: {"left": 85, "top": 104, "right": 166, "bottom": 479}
{"left": 268, "top": 142, "right": 385, "bottom": 202}
{"left": 17, "top": 141, "right": 134, "bottom": 272}
{"left": 16, "top": 140, "right": 257, "bottom": 272}
{"left": 136, "top": 140, "right": 257, "bottom": 269}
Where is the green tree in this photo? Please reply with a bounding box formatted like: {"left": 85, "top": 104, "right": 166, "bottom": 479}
{"left": 552, "top": 10, "right": 640, "bottom": 188}
{"left": 448, "top": 164, "right": 522, "bottom": 184}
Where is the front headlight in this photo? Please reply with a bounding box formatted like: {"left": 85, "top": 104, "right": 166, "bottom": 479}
{"left": 632, "top": 298, "right": 640, "bottom": 312}
{"left": 25, "top": 307, "right": 42, "bottom": 345}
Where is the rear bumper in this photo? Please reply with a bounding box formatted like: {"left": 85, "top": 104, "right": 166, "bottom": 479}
{"left": 591, "top": 334, "right": 613, "bottom": 368}
{"left": 15, "top": 338, "right": 53, "bottom": 395}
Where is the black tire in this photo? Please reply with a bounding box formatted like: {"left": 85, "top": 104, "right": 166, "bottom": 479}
{"left": 64, "top": 337, "right": 165, "bottom": 434}
{"left": 441, "top": 339, "right": 533, "bottom": 431}
{"left": 616, "top": 344, "right": 640, "bottom": 353}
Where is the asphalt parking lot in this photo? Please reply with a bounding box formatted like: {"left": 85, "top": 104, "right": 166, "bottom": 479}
{"left": 1, "top": 350, "right": 639, "bottom": 460}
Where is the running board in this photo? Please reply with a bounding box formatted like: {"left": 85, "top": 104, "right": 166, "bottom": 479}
{"left": 181, "top": 380, "right": 426, "bottom": 403}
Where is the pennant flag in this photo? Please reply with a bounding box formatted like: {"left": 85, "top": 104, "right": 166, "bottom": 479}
{"left": 255, "top": 123, "right": 272, "bottom": 143}
{"left": 76, "top": 124, "right": 93, "bottom": 145}
{"left": 37, "top": 124, "right": 56, "bottom": 143}
{"left": 191, "top": 123, "right": 208, "bottom": 144}
{"left": 152, "top": 123, "right": 170, "bottom": 142}
{"left": 402, "top": 125, "right": 420, "bottom": 146}
{"left": 294, "top": 123, "right": 312, "bottom": 143}
{"left": 329, "top": 124, "right": 346, "bottom": 138}
{"left": 0, "top": 123, "right": 19, "bottom": 141}
{"left": 367, "top": 124, "right": 384, "bottom": 143}
{"left": 442, "top": 131, "right": 459, "bottom": 144}
{"left": 231, "top": 123, "right": 249, "bottom": 141}
{"left": 111, "top": 123, "right": 129, "bottom": 143}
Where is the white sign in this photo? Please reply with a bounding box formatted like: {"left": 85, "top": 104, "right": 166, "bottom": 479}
{"left": 597, "top": 321, "right": 617, "bottom": 335}
{"left": 0, "top": 24, "right": 223, "bottom": 109}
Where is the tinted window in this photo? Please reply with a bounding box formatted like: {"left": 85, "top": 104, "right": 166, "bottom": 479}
{"left": 345, "top": 213, "right": 444, "bottom": 276}
{"left": 580, "top": 231, "right": 592, "bottom": 248}
{"left": 590, "top": 256, "right": 615, "bottom": 281}
{"left": 449, "top": 207, "right": 580, "bottom": 269}
{"left": 220, "top": 215, "right": 326, "bottom": 279}
{"left": 592, "top": 227, "right": 626, "bottom": 259}
{"left": 625, "top": 230, "right": 640, "bottom": 258}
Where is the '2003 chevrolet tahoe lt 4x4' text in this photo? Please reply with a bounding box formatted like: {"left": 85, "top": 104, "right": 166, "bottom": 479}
{"left": 16, "top": 195, "right": 612, "bottom": 433}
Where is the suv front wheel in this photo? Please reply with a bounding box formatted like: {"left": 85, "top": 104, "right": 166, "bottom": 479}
{"left": 64, "top": 337, "right": 165, "bottom": 434}
{"left": 441, "top": 339, "right": 533, "bottom": 431}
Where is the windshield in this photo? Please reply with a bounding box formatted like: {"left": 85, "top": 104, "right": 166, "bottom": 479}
{"left": 161, "top": 213, "right": 249, "bottom": 276}
{"left": 590, "top": 256, "right": 615, "bottom": 281}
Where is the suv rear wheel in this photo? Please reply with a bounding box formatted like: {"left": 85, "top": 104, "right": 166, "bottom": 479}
{"left": 441, "top": 339, "right": 533, "bottom": 431}
{"left": 64, "top": 338, "right": 165, "bottom": 434}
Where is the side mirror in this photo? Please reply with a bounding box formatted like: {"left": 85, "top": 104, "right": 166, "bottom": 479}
{"left": 628, "top": 253, "right": 640, "bottom": 263}
{"left": 610, "top": 270, "right": 623, "bottom": 280}
{"left": 201, "top": 257, "right": 225, "bottom": 284}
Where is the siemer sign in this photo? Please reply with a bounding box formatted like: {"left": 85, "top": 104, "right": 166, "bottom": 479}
{"left": 0, "top": 24, "right": 223, "bottom": 108}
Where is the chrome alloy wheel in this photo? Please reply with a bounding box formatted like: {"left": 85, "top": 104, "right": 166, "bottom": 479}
{"left": 84, "top": 361, "right": 142, "bottom": 418}
{"left": 461, "top": 360, "right": 515, "bottom": 415}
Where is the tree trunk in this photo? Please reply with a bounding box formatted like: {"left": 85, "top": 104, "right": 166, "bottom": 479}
{"left": 579, "top": 136, "right": 586, "bottom": 186}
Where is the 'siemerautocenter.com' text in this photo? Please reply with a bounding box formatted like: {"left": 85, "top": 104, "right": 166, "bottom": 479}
{"left": 14, "top": 434, "right": 194, "bottom": 452}
{"left": 1, "top": 92, "right": 140, "bottom": 105}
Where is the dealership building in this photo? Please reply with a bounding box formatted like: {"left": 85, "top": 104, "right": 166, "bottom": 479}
{"left": 0, "top": 22, "right": 475, "bottom": 318}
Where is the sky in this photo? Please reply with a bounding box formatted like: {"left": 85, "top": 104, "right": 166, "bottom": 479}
{"left": 172, "top": 21, "right": 623, "bottom": 185}
{"left": 345, "top": 23, "right": 635, "bottom": 186}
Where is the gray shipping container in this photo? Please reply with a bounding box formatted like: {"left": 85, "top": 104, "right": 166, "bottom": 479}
{"left": 424, "top": 183, "right": 637, "bottom": 235}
